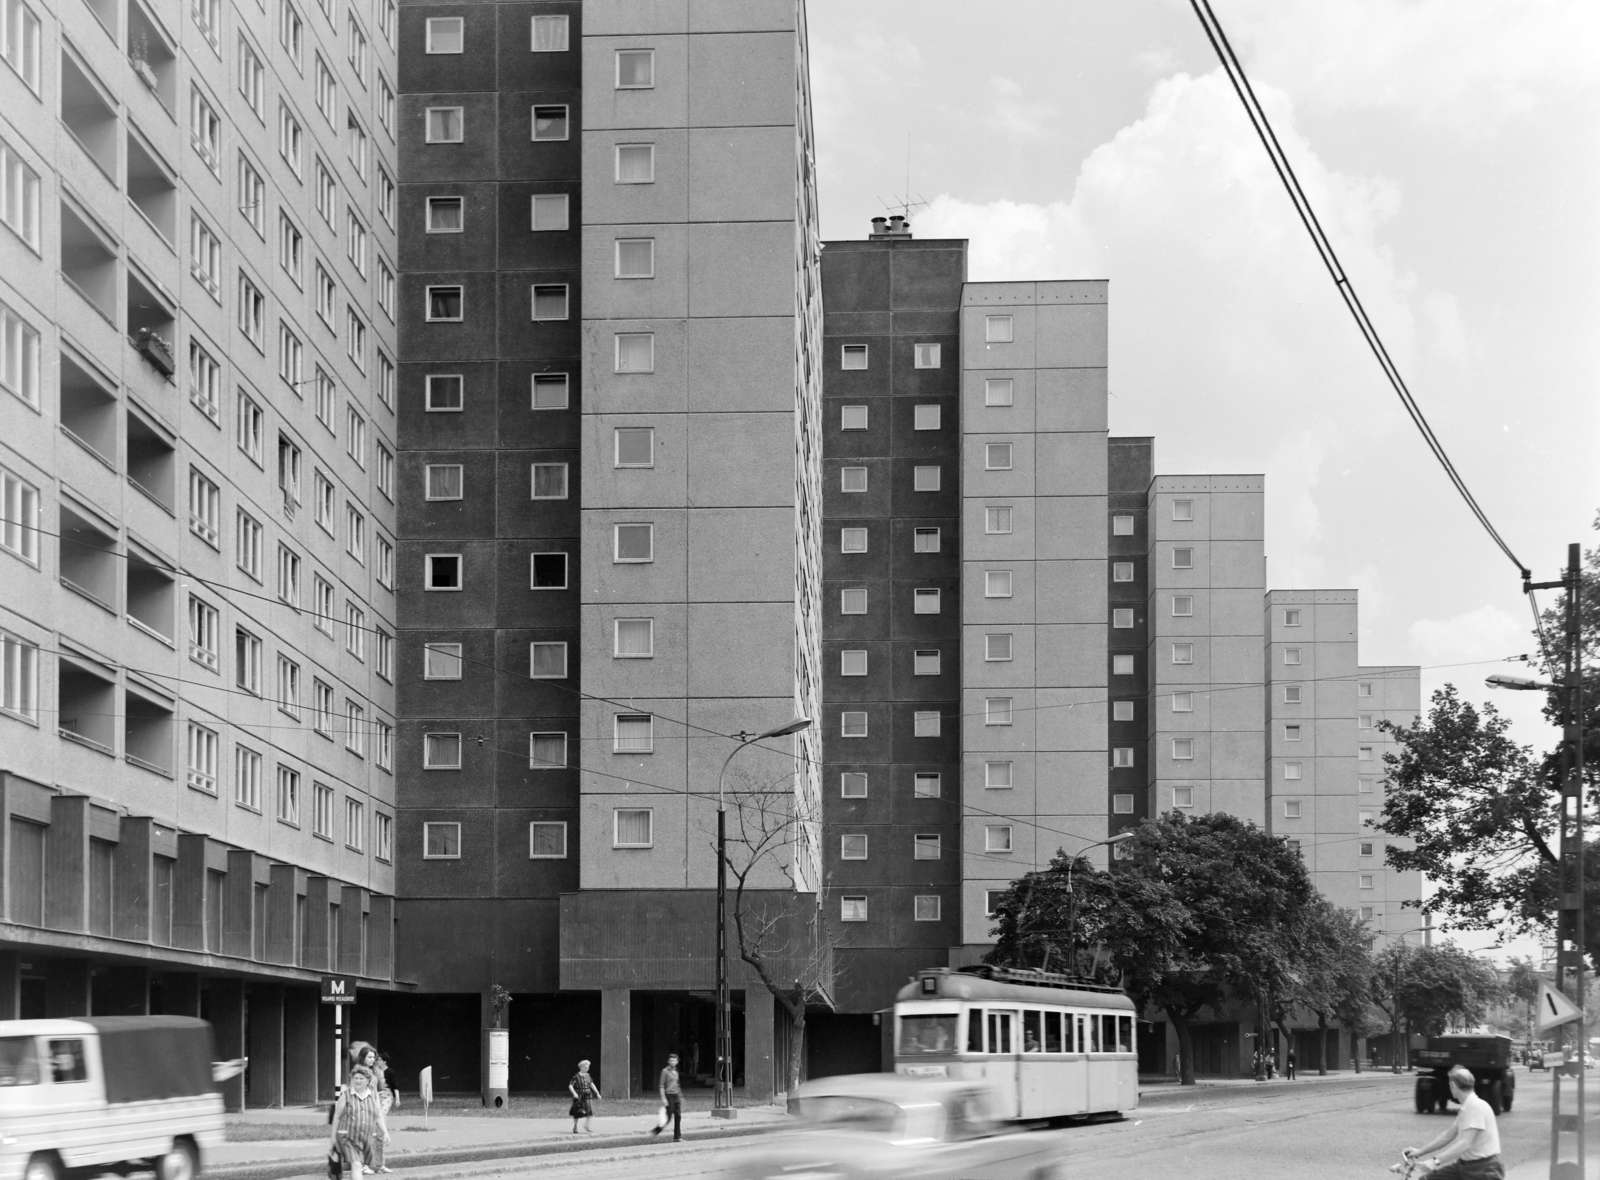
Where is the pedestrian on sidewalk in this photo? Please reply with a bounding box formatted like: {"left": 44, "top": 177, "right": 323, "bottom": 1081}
{"left": 329, "top": 1066, "right": 381, "bottom": 1180}
{"left": 1286, "top": 1049, "right": 1296, "bottom": 1081}
{"left": 354, "top": 1046, "right": 394, "bottom": 1172}
{"left": 568, "top": 1060, "right": 599, "bottom": 1133}
{"left": 650, "top": 1052, "right": 682, "bottom": 1141}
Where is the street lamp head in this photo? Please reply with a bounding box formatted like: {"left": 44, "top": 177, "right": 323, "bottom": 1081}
{"left": 758, "top": 717, "right": 813, "bottom": 740}
{"left": 1485, "top": 673, "right": 1555, "bottom": 692}
{"left": 1106, "top": 831, "right": 1135, "bottom": 844}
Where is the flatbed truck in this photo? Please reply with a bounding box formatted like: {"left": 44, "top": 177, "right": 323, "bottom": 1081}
{"left": 1412, "top": 1033, "right": 1516, "bottom": 1115}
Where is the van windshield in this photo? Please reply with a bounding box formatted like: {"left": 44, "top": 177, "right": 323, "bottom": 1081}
{"left": 0, "top": 1038, "right": 41, "bottom": 1087}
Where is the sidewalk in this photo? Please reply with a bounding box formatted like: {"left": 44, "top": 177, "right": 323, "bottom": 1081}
{"left": 214, "top": 1105, "right": 792, "bottom": 1179}
{"left": 1139, "top": 1069, "right": 1409, "bottom": 1101}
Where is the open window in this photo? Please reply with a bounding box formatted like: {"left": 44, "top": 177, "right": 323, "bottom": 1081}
{"left": 126, "top": 130, "right": 178, "bottom": 242}
{"left": 59, "top": 502, "right": 119, "bottom": 610}
{"left": 58, "top": 657, "right": 117, "bottom": 754}
{"left": 127, "top": 269, "right": 177, "bottom": 378}
{"left": 59, "top": 351, "right": 118, "bottom": 464}
{"left": 61, "top": 52, "right": 119, "bottom": 178}
{"left": 126, "top": 411, "right": 176, "bottom": 511}
{"left": 126, "top": 0, "right": 177, "bottom": 111}
{"left": 60, "top": 201, "right": 119, "bottom": 324}
{"left": 124, "top": 685, "right": 175, "bottom": 777}
{"left": 126, "top": 548, "right": 175, "bottom": 642}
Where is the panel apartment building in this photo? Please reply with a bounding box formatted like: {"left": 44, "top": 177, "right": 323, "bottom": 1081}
{"left": 0, "top": 0, "right": 402, "bottom": 1107}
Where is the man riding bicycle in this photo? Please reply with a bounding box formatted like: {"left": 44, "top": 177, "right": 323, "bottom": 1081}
{"left": 1402, "top": 1065, "right": 1503, "bottom": 1179}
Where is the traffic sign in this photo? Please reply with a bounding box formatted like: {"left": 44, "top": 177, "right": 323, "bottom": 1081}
{"left": 320, "top": 975, "right": 357, "bottom": 1004}
{"left": 1536, "top": 981, "right": 1582, "bottom": 1033}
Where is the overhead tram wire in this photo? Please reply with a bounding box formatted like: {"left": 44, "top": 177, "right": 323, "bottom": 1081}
{"left": 1188, "top": 0, "right": 1529, "bottom": 581}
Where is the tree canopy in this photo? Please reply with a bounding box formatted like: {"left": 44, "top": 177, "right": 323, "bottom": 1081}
{"left": 1369, "top": 941, "right": 1502, "bottom": 1039}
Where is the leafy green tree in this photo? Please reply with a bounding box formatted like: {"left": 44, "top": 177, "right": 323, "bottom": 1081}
{"left": 1370, "top": 941, "right": 1503, "bottom": 1057}
{"left": 1504, "top": 956, "right": 1544, "bottom": 1051}
{"left": 987, "top": 811, "right": 1314, "bottom": 1085}
{"left": 1279, "top": 900, "right": 1373, "bottom": 1074}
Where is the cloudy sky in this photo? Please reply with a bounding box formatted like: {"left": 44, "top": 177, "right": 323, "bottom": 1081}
{"left": 808, "top": 0, "right": 1600, "bottom": 957}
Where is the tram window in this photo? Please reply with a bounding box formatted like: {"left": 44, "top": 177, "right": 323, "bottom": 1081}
{"left": 987, "top": 1011, "right": 1013, "bottom": 1054}
{"left": 899, "top": 1014, "right": 957, "bottom": 1056}
{"left": 967, "top": 1011, "right": 984, "bottom": 1053}
{"left": 1022, "top": 1010, "right": 1042, "bottom": 1053}
{"left": 1074, "top": 1015, "right": 1085, "bottom": 1053}
{"left": 1119, "top": 1015, "right": 1134, "bottom": 1053}
{"left": 1044, "top": 1011, "right": 1063, "bottom": 1053}
{"left": 1101, "top": 1015, "right": 1118, "bottom": 1053}
{"left": 1089, "top": 1015, "right": 1101, "bottom": 1053}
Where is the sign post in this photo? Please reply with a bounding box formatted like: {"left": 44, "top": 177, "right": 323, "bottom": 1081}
{"left": 321, "top": 976, "right": 357, "bottom": 1096}
{"left": 419, "top": 1066, "right": 433, "bottom": 1129}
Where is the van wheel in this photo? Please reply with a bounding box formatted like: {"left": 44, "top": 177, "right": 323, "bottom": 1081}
{"left": 23, "top": 1155, "right": 61, "bottom": 1180}
{"left": 159, "top": 1140, "right": 199, "bottom": 1180}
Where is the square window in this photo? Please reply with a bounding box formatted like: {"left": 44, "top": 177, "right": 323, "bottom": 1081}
{"left": 913, "top": 465, "right": 940, "bottom": 491}
{"left": 914, "top": 895, "right": 941, "bottom": 922}
{"left": 1172, "top": 499, "right": 1193, "bottom": 521}
{"left": 1359, "top": 746, "right": 1374, "bottom": 761}
{"left": 984, "top": 761, "right": 1012, "bottom": 789}
{"left": 985, "top": 442, "right": 1013, "bottom": 470}
{"left": 1284, "top": 647, "right": 1302, "bottom": 665}
{"left": 1113, "top": 794, "right": 1134, "bottom": 814}
{"left": 1112, "top": 608, "right": 1134, "bottom": 629}
{"left": 1359, "top": 809, "right": 1376, "bottom": 828}
{"left": 1172, "top": 643, "right": 1193, "bottom": 665}
{"left": 424, "top": 106, "right": 463, "bottom": 143}
{"left": 615, "top": 427, "right": 654, "bottom": 467}
{"left": 913, "top": 711, "right": 940, "bottom": 737}
{"left": 423, "top": 642, "right": 462, "bottom": 679}
{"left": 615, "top": 332, "right": 655, "bottom": 373}
{"left": 840, "top": 343, "right": 868, "bottom": 370}
{"left": 531, "top": 193, "right": 569, "bottom": 230}
{"left": 1112, "top": 561, "right": 1133, "bottom": 582}
{"left": 1284, "top": 799, "right": 1302, "bottom": 819}
{"left": 424, "top": 464, "right": 463, "bottom": 501}
{"left": 614, "top": 523, "right": 654, "bottom": 562}
{"left": 984, "top": 825, "right": 1013, "bottom": 854}
{"left": 984, "top": 378, "right": 1013, "bottom": 406}
{"left": 1359, "top": 873, "right": 1374, "bottom": 890}
{"left": 984, "top": 890, "right": 1006, "bottom": 919}
{"left": 615, "top": 714, "right": 653, "bottom": 752}
{"left": 914, "top": 773, "right": 941, "bottom": 798}
{"left": 615, "top": 143, "right": 655, "bottom": 183}
{"left": 985, "top": 314, "right": 1014, "bottom": 343}
{"left": 530, "top": 732, "right": 566, "bottom": 768}
{"left": 1172, "top": 595, "right": 1193, "bottom": 617}
{"left": 614, "top": 618, "right": 654, "bottom": 658}
{"left": 840, "top": 528, "right": 868, "bottom": 553}
{"left": 840, "top": 834, "right": 867, "bottom": 860}
{"left": 913, "top": 650, "right": 940, "bottom": 676}
{"left": 984, "top": 698, "right": 1012, "bottom": 726}
{"left": 1359, "top": 778, "right": 1375, "bottom": 794}
{"left": 1172, "top": 547, "right": 1194, "bottom": 569}
{"left": 840, "top": 772, "right": 867, "bottom": 798}
{"left": 532, "top": 463, "right": 569, "bottom": 499}
{"left": 426, "top": 285, "right": 463, "bottom": 320}
{"left": 426, "top": 374, "right": 463, "bottom": 411}
{"left": 531, "top": 14, "right": 568, "bottom": 50}
{"left": 1172, "top": 738, "right": 1194, "bottom": 760}
{"left": 1113, "top": 700, "right": 1134, "bottom": 722}
{"left": 1360, "top": 713, "right": 1375, "bottom": 729}
{"left": 530, "top": 641, "right": 567, "bottom": 678}
{"left": 615, "top": 48, "right": 653, "bottom": 88}
{"left": 1284, "top": 685, "right": 1302, "bottom": 704}
{"left": 1284, "top": 762, "right": 1303, "bottom": 780}
{"left": 913, "top": 343, "right": 940, "bottom": 368}
{"left": 985, "top": 633, "right": 1012, "bottom": 662}
{"left": 839, "top": 650, "right": 867, "bottom": 677}
{"left": 839, "top": 588, "right": 867, "bottom": 614}
{"left": 840, "top": 466, "right": 868, "bottom": 493}
{"left": 529, "top": 822, "right": 567, "bottom": 858}
{"left": 531, "top": 551, "right": 568, "bottom": 589}
{"left": 1359, "top": 681, "right": 1374, "bottom": 697}
{"left": 985, "top": 571, "right": 1013, "bottom": 598}
{"left": 840, "top": 711, "right": 868, "bottom": 737}
{"left": 423, "top": 733, "right": 461, "bottom": 769}
{"left": 912, "top": 588, "right": 940, "bottom": 614}
{"left": 425, "top": 196, "right": 463, "bottom": 232}
{"left": 913, "top": 834, "right": 941, "bottom": 860}
{"left": 840, "top": 404, "right": 868, "bottom": 430}
{"left": 1172, "top": 691, "right": 1193, "bottom": 712}
{"left": 913, "top": 527, "right": 940, "bottom": 553}
{"left": 532, "top": 284, "right": 569, "bottom": 320}
{"left": 532, "top": 105, "right": 569, "bottom": 141}
{"left": 1113, "top": 654, "right": 1135, "bottom": 676}
{"left": 1112, "top": 747, "right": 1134, "bottom": 768}
{"left": 840, "top": 895, "right": 867, "bottom": 922}
{"left": 914, "top": 404, "right": 940, "bottom": 430}
{"left": 1284, "top": 608, "right": 1302, "bottom": 626}
{"left": 614, "top": 808, "right": 653, "bottom": 847}
{"left": 424, "top": 16, "right": 462, "bottom": 52}
{"left": 423, "top": 821, "right": 461, "bottom": 857}
{"left": 1284, "top": 723, "right": 1301, "bottom": 741}
{"left": 1173, "top": 786, "right": 1194, "bottom": 809}
{"left": 986, "top": 507, "right": 1013, "bottom": 535}
{"left": 424, "top": 553, "right": 461, "bottom": 590}
{"left": 1112, "top": 514, "right": 1134, "bottom": 536}
{"left": 615, "top": 238, "right": 655, "bottom": 278}
{"left": 1360, "top": 841, "right": 1374, "bottom": 857}
{"left": 1360, "top": 906, "right": 1375, "bottom": 921}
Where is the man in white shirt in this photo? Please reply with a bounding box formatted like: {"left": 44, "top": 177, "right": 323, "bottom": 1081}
{"left": 1405, "top": 1066, "right": 1504, "bottom": 1179}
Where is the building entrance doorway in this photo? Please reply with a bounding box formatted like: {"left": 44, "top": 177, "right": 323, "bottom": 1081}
{"left": 631, "top": 991, "right": 744, "bottom": 1096}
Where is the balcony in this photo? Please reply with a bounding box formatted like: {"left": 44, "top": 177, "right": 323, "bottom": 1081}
{"left": 126, "top": 549, "right": 175, "bottom": 643}
{"left": 59, "top": 502, "right": 119, "bottom": 612}
{"left": 61, "top": 201, "right": 119, "bottom": 325}
{"left": 127, "top": 269, "right": 176, "bottom": 379}
{"left": 125, "top": 687, "right": 175, "bottom": 777}
{"left": 126, "top": 130, "right": 177, "bottom": 244}
{"left": 126, "top": 0, "right": 176, "bottom": 114}
{"left": 126, "top": 410, "right": 175, "bottom": 512}
{"left": 61, "top": 52, "right": 118, "bottom": 180}
{"left": 60, "top": 351, "right": 118, "bottom": 465}
{"left": 58, "top": 658, "right": 117, "bottom": 754}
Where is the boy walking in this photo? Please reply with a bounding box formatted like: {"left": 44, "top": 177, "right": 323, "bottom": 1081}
{"left": 650, "top": 1052, "right": 682, "bottom": 1141}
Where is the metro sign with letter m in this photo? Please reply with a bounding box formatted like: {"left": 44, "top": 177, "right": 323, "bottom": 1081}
{"left": 321, "top": 975, "right": 357, "bottom": 1004}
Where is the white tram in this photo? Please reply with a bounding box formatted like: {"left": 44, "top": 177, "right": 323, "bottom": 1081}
{"left": 893, "top": 966, "right": 1139, "bottom": 1121}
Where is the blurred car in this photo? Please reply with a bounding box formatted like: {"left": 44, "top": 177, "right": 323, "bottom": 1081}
{"left": 718, "top": 1073, "right": 1064, "bottom": 1180}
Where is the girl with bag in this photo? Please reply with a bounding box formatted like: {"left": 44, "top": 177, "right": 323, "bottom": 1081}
{"left": 567, "top": 1060, "right": 599, "bottom": 1133}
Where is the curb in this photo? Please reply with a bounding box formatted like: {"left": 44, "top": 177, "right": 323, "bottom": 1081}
{"left": 209, "top": 1123, "right": 782, "bottom": 1180}
{"left": 1137, "top": 1072, "right": 1406, "bottom": 1103}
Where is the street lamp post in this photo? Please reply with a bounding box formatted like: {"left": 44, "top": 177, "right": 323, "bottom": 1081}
{"left": 1487, "top": 542, "right": 1586, "bottom": 1180}
{"left": 1060, "top": 832, "right": 1135, "bottom": 977}
{"left": 1387, "top": 928, "right": 1423, "bottom": 1075}
{"left": 712, "top": 717, "right": 812, "bottom": 1120}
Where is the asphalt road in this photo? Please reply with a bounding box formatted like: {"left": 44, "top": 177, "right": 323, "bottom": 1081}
{"left": 358, "top": 1071, "right": 1593, "bottom": 1180}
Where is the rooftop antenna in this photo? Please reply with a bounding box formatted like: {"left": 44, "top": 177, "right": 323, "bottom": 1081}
{"left": 876, "top": 133, "right": 929, "bottom": 221}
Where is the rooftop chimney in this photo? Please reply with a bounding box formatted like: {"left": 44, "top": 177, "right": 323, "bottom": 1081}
{"left": 869, "top": 215, "right": 912, "bottom": 240}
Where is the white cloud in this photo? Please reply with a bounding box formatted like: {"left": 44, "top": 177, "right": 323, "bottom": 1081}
{"left": 987, "top": 76, "right": 1056, "bottom": 144}
{"left": 1407, "top": 604, "right": 1531, "bottom": 667}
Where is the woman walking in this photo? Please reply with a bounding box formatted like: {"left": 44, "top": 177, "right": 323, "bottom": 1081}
{"left": 329, "top": 1066, "right": 380, "bottom": 1180}
{"left": 354, "top": 1046, "right": 394, "bottom": 1173}
{"left": 568, "top": 1060, "right": 599, "bottom": 1133}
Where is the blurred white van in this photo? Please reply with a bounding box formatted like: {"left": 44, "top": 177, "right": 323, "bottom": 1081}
{"left": 0, "top": 1016, "right": 224, "bottom": 1180}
